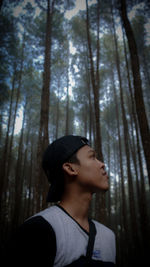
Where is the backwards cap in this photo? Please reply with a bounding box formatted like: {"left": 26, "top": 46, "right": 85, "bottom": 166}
{"left": 42, "top": 135, "right": 90, "bottom": 202}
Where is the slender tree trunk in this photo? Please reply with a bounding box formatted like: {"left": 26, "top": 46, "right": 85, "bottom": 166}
{"left": 111, "top": 69, "right": 129, "bottom": 265}
{"left": 83, "top": 103, "right": 88, "bottom": 137}
{"left": 86, "top": 56, "right": 92, "bottom": 143}
{"left": 29, "top": 134, "right": 35, "bottom": 217}
{"left": 0, "top": 40, "right": 24, "bottom": 240}
{"left": 55, "top": 81, "right": 60, "bottom": 139}
{"left": 21, "top": 119, "right": 31, "bottom": 220}
{"left": 86, "top": 0, "right": 103, "bottom": 160}
{"left": 65, "top": 42, "right": 70, "bottom": 136}
{"left": 111, "top": 6, "right": 141, "bottom": 259}
{"left": 65, "top": 86, "right": 69, "bottom": 135}
{"left": 88, "top": 84, "right": 92, "bottom": 144}
{"left": 86, "top": 0, "right": 106, "bottom": 224}
{"left": 36, "top": 0, "right": 55, "bottom": 211}
{"left": 142, "top": 51, "right": 150, "bottom": 89}
{"left": 141, "top": 52, "right": 150, "bottom": 118}
{"left": 0, "top": 64, "right": 16, "bottom": 215}
{"left": 105, "top": 86, "right": 111, "bottom": 227}
{"left": 122, "top": 24, "right": 150, "bottom": 255}
{"left": 6, "top": 58, "right": 23, "bottom": 187}
{"left": 12, "top": 101, "right": 26, "bottom": 229}
{"left": 120, "top": 0, "right": 150, "bottom": 187}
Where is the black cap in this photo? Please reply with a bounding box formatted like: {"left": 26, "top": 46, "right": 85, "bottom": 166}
{"left": 42, "top": 135, "right": 90, "bottom": 202}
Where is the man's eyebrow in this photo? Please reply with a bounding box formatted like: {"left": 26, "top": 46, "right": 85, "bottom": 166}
{"left": 87, "top": 149, "right": 96, "bottom": 154}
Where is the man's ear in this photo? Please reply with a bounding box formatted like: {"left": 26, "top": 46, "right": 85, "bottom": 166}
{"left": 62, "top": 162, "right": 78, "bottom": 176}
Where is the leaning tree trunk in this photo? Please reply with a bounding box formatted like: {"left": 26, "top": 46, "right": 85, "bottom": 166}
{"left": 120, "top": 0, "right": 150, "bottom": 187}
{"left": 111, "top": 6, "right": 141, "bottom": 260}
{"left": 122, "top": 27, "right": 150, "bottom": 250}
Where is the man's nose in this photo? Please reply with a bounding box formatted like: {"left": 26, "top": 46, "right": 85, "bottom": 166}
{"left": 98, "top": 160, "right": 105, "bottom": 168}
{"left": 101, "top": 162, "right": 105, "bottom": 169}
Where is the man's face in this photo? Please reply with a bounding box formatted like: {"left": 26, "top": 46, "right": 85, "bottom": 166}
{"left": 75, "top": 145, "right": 109, "bottom": 193}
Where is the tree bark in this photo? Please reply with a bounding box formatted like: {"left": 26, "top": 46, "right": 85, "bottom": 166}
{"left": 120, "top": 0, "right": 150, "bottom": 187}
{"left": 111, "top": 68, "right": 129, "bottom": 264}
{"left": 0, "top": 63, "right": 16, "bottom": 215}
{"left": 35, "top": 0, "right": 55, "bottom": 211}
{"left": 86, "top": 0, "right": 103, "bottom": 161}
{"left": 65, "top": 42, "right": 70, "bottom": 136}
{"left": 122, "top": 24, "right": 150, "bottom": 254}
{"left": 111, "top": 5, "right": 140, "bottom": 256}
{"left": 12, "top": 100, "right": 26, "bottom": 229}
{"left": 55, "top": 80, "right": 60, "bottom": 139}
{"left": 86, "top": 0, "right": 106, "bottom": 224}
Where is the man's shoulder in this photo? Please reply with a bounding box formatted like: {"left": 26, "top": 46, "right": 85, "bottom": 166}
{"left": 18, "top": 206, "right": 58, "bottom": 238}
{"left": 16, "top": 214, "right": 56, "bottom": 244}
{"left": 32, "top": 204, "right": 59, "bottom": 218}
{"left": 6, "top": 212, "right": 56, "bottom": 266}
{"left": 32, "top": 205, "right": 62, "bottom": 224}
{"left": 92, "top": 219, "right": 115, "bottom": 239}
{"left": 23, "top": 214, "right": 53, "bottom": 230}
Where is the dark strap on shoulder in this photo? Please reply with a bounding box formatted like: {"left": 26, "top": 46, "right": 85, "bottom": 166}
{"left": 86, "top": 220, "right": 97, "bottom": 260}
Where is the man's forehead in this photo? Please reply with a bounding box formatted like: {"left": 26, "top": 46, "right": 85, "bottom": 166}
{"left": 77, "top": 145, "right": 95, "bottom": 155}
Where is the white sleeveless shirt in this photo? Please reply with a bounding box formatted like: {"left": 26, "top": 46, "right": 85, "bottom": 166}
{"left": 34, "top": 205, "right": 116, "bottom": 267}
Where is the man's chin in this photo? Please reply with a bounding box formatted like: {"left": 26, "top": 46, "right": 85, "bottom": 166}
{"left": 92, "top": 186, "right": 109, "bottom": 194}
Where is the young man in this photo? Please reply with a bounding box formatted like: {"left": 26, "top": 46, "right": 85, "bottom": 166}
{"left": 6, "top": 135, "right": 116, "bottom": 266}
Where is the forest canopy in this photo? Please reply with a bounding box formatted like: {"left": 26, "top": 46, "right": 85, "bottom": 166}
{"left": 0, "top": 0, "right": 150, "bottom": 266}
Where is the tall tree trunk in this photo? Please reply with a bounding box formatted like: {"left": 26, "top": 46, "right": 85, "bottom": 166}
{"left": 55, "top": 80, "right": 60, "bottom": 139}
{"left": 12, "top": 100, "right": 26, "bottom": 230}
{"left": 21, "top": 119, "right": 31, "bottom": 220}
{"left": 0, "top": 64, "right": 16, "bottom": 215}
{"left": 88, "top": 84, "right": 92, "bottom": 143}
{"left": 111, "top": 6, "right": 140, "bottom": 258}
{"left": 83, "top": 103, "right": 88, "bottom": 137}
{"left": 142, "top": 50, "right": 150, "bottom": 91}
{"left": 105, "top": 86, "right": 111, "bottom": 227}
{"left": 86, "top": 0, "right": 103, "bottom": 160}
{"left": 28, "top": 134, "right": 35, "bottom": 217}
{"left": 111, "top": 69, "right": 129, "bottom": 264}
{"left": 0, "top": 40, "right": 24, "bottom": 240}
{"left": 120, "top": 0, "right": 150, "bottom": 187}
{"left": 65, "top": 42, "right": 70, "bottom": 136}
{"left": 6, "top": 51, "right": 24, "bottom": 190}
{"left": 86, "top": 56, "right": 92, "bottom": 143}
{"left": 35, "top": 0, "right": 55, "bottom": 211}
{"left": 122, "top": 24, "right": 150, "bottom": 255}
{"left": 86, "top": 0, "right": 106, "bottom": 224}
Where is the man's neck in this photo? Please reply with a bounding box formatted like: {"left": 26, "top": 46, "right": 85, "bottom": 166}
{"left": 59, "top": 192, "right": 92, "bottom": 232}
